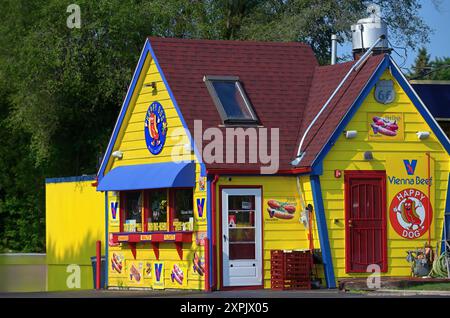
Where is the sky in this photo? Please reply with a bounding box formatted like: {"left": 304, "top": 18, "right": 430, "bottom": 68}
{"left": 338, "top": 0, "right": 450, "bottom": 72}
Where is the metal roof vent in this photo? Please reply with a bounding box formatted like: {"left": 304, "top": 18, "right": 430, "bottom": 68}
{"left": 351, "top": 4, "right": 390, "bottom": 58}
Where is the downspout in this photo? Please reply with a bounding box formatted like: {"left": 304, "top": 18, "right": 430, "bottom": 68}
{"left": 292, "top": 35, "right": 386, "bottom": 165}
{"left": 211, "top": 174, "right": 219, "bottom": 290}
{"left": 426, "top": 152, "right": 431, "bottom": 246}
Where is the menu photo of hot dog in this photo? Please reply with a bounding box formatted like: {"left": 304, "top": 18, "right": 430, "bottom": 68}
{"left": 111, "top": 252, "right": 124, "bottom": 274}
{"left": 171, "top": 264, "right": 184, "bottom": 285}
{"left": 267, "top": 199, "right": 297, "bottom": 220}
{"left": 192, "top": 252, "right": 205, "bottom": 276}
{"left": 126, "top": 261, "right": 144, "bottom": 284}
{"left": 368, "top": 113, "right": 403, "bottom": 141}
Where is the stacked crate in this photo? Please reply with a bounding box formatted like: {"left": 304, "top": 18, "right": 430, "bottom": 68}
{"left": 270, "top": 250, "right": 312, "bottom": 290}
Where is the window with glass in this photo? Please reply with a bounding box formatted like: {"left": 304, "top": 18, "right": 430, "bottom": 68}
{"left": 145, "top": 189, "right": 168, "bottom": 232}
{"left": 172, "top": 189, "right": 194, "bottom": 231}
{"left": 227, "top": 195, "right": 256, "bottom": 260}
{"left": 204, "top": 76, "right": 258, "bottom": 125}
{"left": 122, "top": 191, "right": 143, "bottom": 232}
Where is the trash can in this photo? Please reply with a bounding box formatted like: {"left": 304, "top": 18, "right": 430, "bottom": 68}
{"left": 90, "top": 256, "right": 106, "bottom": 289}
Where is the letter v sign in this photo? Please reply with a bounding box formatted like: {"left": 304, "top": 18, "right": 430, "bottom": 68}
{"left": 403, "top": 159, "right": 417, "bottom": 175}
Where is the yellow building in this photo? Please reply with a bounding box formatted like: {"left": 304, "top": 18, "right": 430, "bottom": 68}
{"left": 86, "top": 37, "right": 450, "bottom": 291}
{"left": 46, "top": 176, "right": 105, "bottom": 290}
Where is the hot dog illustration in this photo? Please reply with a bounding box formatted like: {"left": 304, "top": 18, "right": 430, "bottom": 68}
{"left": 111, "top": 253, "right": 123, "bottom": 273}
{"left": 129, "top": 263, "right": 141, "bottom": 282}
{"left": 148, "top": 113, "right": 160, "bottom": 146}
{"left": 267, "top": 199, "right": 296, "bottom": 220}
{"left": 394, "top": 197, "right": 422, "bottom": 230}
{"left": 171, "top": 264, "right": 184, "bottom": 285}
{"left": 371, "top": 116, "right": 398, "bottom": 137}
{"left": 193, "top": 252, "right": 205, "bottom": 276}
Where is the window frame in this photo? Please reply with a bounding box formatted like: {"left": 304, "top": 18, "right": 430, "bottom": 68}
{"left": 119, "top": 188, "right": 194, "bottom": 233}
{"left": 203, "top": 75, "right": 259, "bottom": 125}
{"left": 119, "top": 190, "right": 144, "bottom": 233}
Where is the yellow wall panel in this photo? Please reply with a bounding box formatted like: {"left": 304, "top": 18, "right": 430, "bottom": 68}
{"left": 321, "top": 70, "right": 449, "bottom": 282}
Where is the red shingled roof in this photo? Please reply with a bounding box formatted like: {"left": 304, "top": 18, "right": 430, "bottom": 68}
{"left": 148, "top": 37, "right": 385, "bottom": 173}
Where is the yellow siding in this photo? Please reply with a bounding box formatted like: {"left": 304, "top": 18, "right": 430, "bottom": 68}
{"left": 215, "top": 175, "right": 321, "bottom": 289}
{"left": 46, "top": 179, "right": 105, "bottom": 290}
{"left": 321, "top": 70, "right": 450, "bottom": 281}
{"left": 103, "top": 51, "right": 206, "bottom": 290}
{"left": 106, "top": 53, "right": 195, "bottom": 171}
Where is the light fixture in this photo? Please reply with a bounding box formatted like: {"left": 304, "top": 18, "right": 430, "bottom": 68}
{"left": 344, "top": 130, "right": 358, "bottom": 139}
{"left": 112, "top": 150, "right": 123, "bottom": 159}
{"left": 290, "top": 152, "right": 305, "bottom": 166}
{"left": 417, "top": 131, "right": 430, "bottom": 140}
{"left": 364, "top": 151, "right": 373, "bottom": 160}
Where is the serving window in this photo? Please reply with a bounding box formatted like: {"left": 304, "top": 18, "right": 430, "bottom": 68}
{"left": 120, "top": 188, "right": 194, "bottom": 233}
{"left": 172, "top": 189, "right": 194, "bottom": 231}
{"left": 145, "top": 189, "right": 168, "bottom": 231}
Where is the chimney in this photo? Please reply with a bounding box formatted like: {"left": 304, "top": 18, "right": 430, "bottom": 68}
{"left": 331, "top": 34, "right": 337, "bottom": 65}
{"left": 350, "top": 4, "right": 391, "bottom": 60}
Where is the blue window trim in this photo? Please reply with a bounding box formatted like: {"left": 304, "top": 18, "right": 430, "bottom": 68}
{"left": 45, "top": 175, "right": 96, "bottom": 184}
{"left": 310, "top": 174, "right": 336, "bottom": 288}
{"left": 97, "top": 39, "right": 206, "bottom": 181}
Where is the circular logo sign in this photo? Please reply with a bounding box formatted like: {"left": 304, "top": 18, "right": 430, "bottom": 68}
{"left": 389, "top": 188, "right": 432, "bottom": 239}
{"left": 144, "top": 101, "right": 168, "bottom": 155}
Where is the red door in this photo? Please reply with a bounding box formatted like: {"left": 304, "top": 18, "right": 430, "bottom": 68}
{"left": 345, "top": 171, "right": 387, "bottom": 273}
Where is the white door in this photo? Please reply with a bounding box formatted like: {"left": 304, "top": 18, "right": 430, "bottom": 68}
{"left": 222, "top": 188, "right": 262, "bottom": 287}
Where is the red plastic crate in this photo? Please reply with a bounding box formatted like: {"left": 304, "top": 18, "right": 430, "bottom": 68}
{"left": 270, "top": 250, "right": 313, "bottom": 290}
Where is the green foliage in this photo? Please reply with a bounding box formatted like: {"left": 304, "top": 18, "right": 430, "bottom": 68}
{"left": 0, "top": 0, "right": 437, "bottom": 252}
{"left": 409, "top": 47, "right": 450, "bottom": 80}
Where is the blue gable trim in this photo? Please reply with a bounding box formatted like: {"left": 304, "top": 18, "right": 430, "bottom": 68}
{"left": 390, "top": 59, "right": 450, "bottom": 154}
{"left": 45, "top": 175, "right": 96, "bottom": 184}
{"left": 97, "top": 42, "right": 149, "bottom": 180}
{"left": 310, "top": 175, "right": 336, "bottom": 288}
{"left": 104, "top": 191, "right": 109, "bottom": 288}
{"left": 311, "top": 55, "right": 450, "bottom": 173}
{"left": 311, "top": 55, "right": 390, "bottom": 172}
{"left": 97, "top": 39, "right": 205, "bottom": 181}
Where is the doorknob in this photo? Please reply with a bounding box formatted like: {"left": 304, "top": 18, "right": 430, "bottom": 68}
{"left": 223, "top": 234, "right": 227, "bottom": 242}
{"left": 348, "top": 219, "right": 353, "bottom": 228}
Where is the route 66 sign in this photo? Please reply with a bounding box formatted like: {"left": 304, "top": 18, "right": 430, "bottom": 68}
{"left": 375, "top": 80, "right": 395, "bottom": 104}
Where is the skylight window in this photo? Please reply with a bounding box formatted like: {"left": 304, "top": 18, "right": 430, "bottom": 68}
{"left": 204, "top": 76, "right": 258, "bottom": 125}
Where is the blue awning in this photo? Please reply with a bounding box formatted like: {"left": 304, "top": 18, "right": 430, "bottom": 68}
{"left": 97, "top": 162, "right": 196, "bottom": 191}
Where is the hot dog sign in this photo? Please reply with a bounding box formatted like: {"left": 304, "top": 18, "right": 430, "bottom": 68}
{"left": 266, "top": 199, "right": 297, "bottom": 221}
{"left": 387, "top": 155, "right": 435, "bottom": 240}
{"left": 368, "top": 113, "right": 404, "bottom": 141}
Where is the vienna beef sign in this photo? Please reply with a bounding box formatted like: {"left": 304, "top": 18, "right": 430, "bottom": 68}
{"left": 387, "top": 156, "right": 434, "bottom": 240}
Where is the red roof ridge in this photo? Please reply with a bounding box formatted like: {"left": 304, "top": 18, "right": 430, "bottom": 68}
{"left": 147, "top": 36, "right": 311, "bottom": 48}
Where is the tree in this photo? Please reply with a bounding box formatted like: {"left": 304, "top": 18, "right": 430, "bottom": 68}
{"left": 0, "top": 0, "right": 435, "bottom": 252}
{"left": 429, "top": 57, "right": 450, "bottom": 81}
{"left": 409, "top": 47, "right": 432, "bottom": 80}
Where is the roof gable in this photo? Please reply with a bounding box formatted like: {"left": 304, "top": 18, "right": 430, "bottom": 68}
{"left": 308, "top": 56, "right": 450, "bottom": 173}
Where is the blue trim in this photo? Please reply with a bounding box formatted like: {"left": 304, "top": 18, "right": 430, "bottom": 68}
{"left": 45, "top": 175, "right": 96, "bottom": 184}
{"left": 311, "top": 56, "right": 390, "bottom": 171}
{"left": 97, "top": 38, "right": 206, "bottom": 181}
{"left": 97, "top": 42, "right": 150, "bottom": 180}
{"left": 441, "top": 175, "right": 450, "bottom": 254}
{"left": 390, "top": 60, "right": 450, "bottom": 154}
{"left": 97, "top": 162, "right": 196, "bottom": 191}
{"left": 310, "top": 175, "right": 336, "bottom": 288}
{"left": 104, "top": 191, "right": 109, "bottom": 289}
{"left": 146, "top": 40, "right": 204, "bottom": 166}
